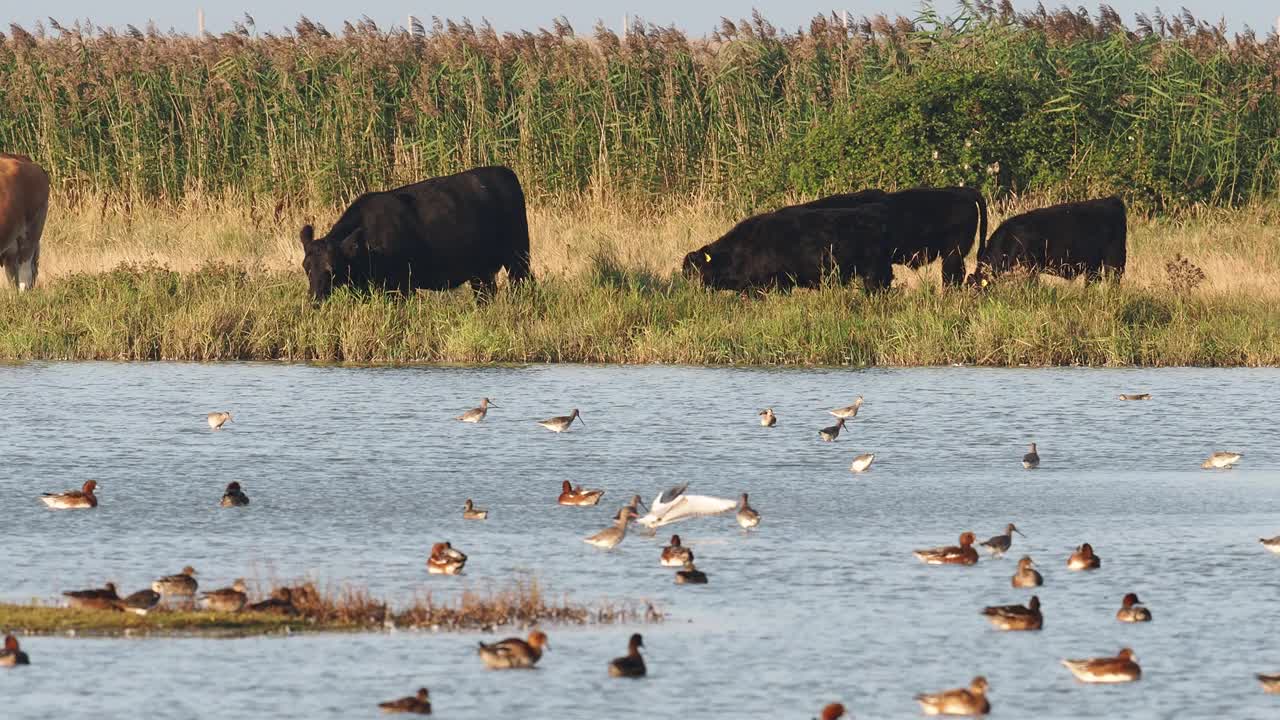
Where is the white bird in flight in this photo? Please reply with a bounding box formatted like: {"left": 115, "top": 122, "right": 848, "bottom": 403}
{"left": 634, "top": 484, "right": 737, "bottom": 529}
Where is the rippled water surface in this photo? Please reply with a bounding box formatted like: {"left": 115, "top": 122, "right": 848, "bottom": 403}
{"left": 4, "top": 363, "right": 1280, "bottom": 719}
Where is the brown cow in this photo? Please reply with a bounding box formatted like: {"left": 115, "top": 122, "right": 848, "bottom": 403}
{"left": 0, "top": 153, "right": 50, "bottom": 291}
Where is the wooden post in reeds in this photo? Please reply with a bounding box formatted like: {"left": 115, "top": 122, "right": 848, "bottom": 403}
{"left": 197, "top": 8, "right": 205, "bottom": 37}
{"left": 622, "top": 15, "right": 629, "bottom": 42}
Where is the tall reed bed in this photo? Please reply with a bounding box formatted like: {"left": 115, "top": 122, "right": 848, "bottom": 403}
{"left": 1, "top": 6, "right": 1277, "bottom": 210}
{"left": 3, "top": 263, "right": 1277, "bottom": 366}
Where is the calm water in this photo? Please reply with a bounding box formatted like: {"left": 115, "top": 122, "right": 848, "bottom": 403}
{"left": 3, "top": 363, "right": 1280, "bottom": 719}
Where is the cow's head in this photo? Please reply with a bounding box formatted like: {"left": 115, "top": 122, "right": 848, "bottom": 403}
{"left": 682, "top": 248, "right": 717, "bottom": 283}
{"left": 299, "top": 224, "right": 363, "bottom": 301}
{"left": 965, "top": 264, "right": 993, "bottom": 290}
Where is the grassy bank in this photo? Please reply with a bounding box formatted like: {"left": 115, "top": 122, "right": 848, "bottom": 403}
{"left": 2, "top": 8, "right": 1277, "bottom": 209}
{"left": 8, "top": 196, "right": 1279, "bottom": 367}
{"left": 1, "top": 580, "right": 660, "bottom": 637}
{"left": 3, "top": 262, "right": 1279, "bottom": 366}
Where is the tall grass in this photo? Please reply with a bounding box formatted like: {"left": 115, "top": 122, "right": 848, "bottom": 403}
{"left": 1, "top": 6, "right": 1277, "bottom": 210}
{"left": 3, "top": 262, "right": 1278, "bottom": 366}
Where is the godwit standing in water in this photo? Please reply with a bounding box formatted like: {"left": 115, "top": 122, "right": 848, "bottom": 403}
{"left": 457, "top": 398, "right": 497, "bottom": 423}
{"left": 829, "top": 396, "right": 864, "bottom": 419}
{"left": 538, "top": 409, "right": 583, "bottom": 433}
{"left": 819, "top": 417, "right": 847, "bottom": 442}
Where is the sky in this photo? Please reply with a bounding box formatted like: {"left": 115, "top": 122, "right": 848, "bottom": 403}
{"left": 7, "top": 1, "right": 1278, "bottom": 37}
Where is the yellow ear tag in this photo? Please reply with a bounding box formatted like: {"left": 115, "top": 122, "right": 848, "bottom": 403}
{"left": 703, "top": 252, "right": 712, "bottom": 263}
{"left": 981, "top": 278, "right": 989, "bottom": 287}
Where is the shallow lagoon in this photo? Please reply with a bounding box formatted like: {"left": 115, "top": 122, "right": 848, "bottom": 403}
{"left": 4, "top": 363, "right": 1280, "bottom": 719}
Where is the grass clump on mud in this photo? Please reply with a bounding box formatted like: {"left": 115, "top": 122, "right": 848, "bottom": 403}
{"left": 2, "top": 261, "right": 1279, "bottom": 366}
{"left": 0, "top": 579, "right": 661, "bottom": 637}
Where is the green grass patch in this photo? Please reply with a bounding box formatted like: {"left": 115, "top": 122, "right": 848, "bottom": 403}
{"left": 2, "top": 264, "right": 1278, "bottom": 366}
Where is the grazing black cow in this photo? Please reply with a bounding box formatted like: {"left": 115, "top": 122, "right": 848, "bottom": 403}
{"left": 968, "top": 197, "right": 1126, "bottom": 286}
{"left": 299, "top": 166, "right": 531, "bottom": 300}
{"left": 682, "top": 206, "right": 892, "bottom": 292}
{"left": 792, "top": 187, "right": 987, "bottom": 286}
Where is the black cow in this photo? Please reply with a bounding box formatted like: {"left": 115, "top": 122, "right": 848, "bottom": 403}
{"left": 299, "top": 166, "right": 531, "bottom": 300}
{"left": 682, "top": 206, "right": 892, "bottom": 292}
{"left": 792, "top": 187, "right": 988, "bottom": 286}
{"left": 968, "top": 197, "right": 1126, "bottom": 286}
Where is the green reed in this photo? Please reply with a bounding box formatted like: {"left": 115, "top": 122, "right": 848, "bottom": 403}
{"left": 1, "top": 7, "right": 1276, "bottom": 211}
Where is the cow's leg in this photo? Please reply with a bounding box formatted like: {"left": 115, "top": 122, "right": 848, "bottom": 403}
{"left": 471, "top": 275, "right": 496, "bottom": 300}
{"left": 941, "top": 252, "right": 966, "bottom": 287}
{"left": 2, "top": 258, "right": 17, "bottom": 289}
{"left": 20, "top": 203, "right": 47, "bottom": 292}
{"left": 16, "top": 255, "right": 36, "bottom": 292}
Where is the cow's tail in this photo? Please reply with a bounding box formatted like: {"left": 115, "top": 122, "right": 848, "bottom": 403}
{"left": 969, "top": 187, "right": 989, "bottom": 261}
{"left": 507, "top": 175, "right": 533, "bottom": 284}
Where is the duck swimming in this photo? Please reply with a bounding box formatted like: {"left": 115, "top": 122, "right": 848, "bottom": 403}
{"left": 558, "top": 480, "right": 605, "bottom": 507}
{"left": 207, "top": 411, "right": 233, "bottom": 430}
{"left": 817, "top": 704, "right": 847, "bottom": 720}
{"left": 982, "top": 596, "right": 1042, "bottom": 631}
{"left": 220, "top": 481, "right": 249, "bottom": 507}
{"left": 1062, "top": 648, "right": 1141, "bottom": 683}
{"left": 1011, "top": 557, "right": 1043, "bottom": 588}
{"left": 759, "top": 408, "right": 777, "bottom": 427}
{"left": 378, "top": 687, "right": 431, "bottom": 714}
{"left": 463, "top": 499, "right": 488, "bottom": 520}
{"left": 661, "top": 535, "right": 693, "bottom": 567}
{"left": 477, "top": 630, "right": 548, "bottom": 669}
{"left": 1022, "top": 443, "right": 1040, "bottom": 469}
{"left": 914, "top": 532, "right": 979, "bottom": 566}
{"left": 0, "top": 635, "right": 30, "bottom": 667}
{"left": 1202, "top": 451, "right": 1242, "bottom": 469}
{"left": 736, "top": 493, "right": 760, "bottom": 530}
{"left": 427, "top": 542, "right": 468, "bottom": 574}
{"left": 1257, "top": 674, "right": 1280, "bottom": 694}
{"left": 40, "top": 480, "right": 98, "bottom": 509}
{"left": 1260, "top": 536, "right": 1280, "bottom": 554}
{"left": 1118, "top": 393, "right": 1151, "bottom": 400}
{"left": 979, "top": 524, "right": 1025, "bottom": 557}
{"left": 608, "top": 633, "right": 646, "bottom": 678}
{"left": 1067, "top": 543, "right": 1101, "bottom": 571}
{"left": 849, "top": 453, "right": 875, "bottom": 473}
{"left": 1115, "top": 593, "right": 1151, "bottom": 623}
{"left": 915, "top": 676, "right": 990, "bottom": 716}
{"left": 675, "top": 559, "right": 708, "bottom": 584}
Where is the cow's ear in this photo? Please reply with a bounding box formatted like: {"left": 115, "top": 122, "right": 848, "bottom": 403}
{"left": 339, "top": 229, "right": 364, "bottom": 257}
{"left": 299, "top": 225, "right": 314, "bottom": 247}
